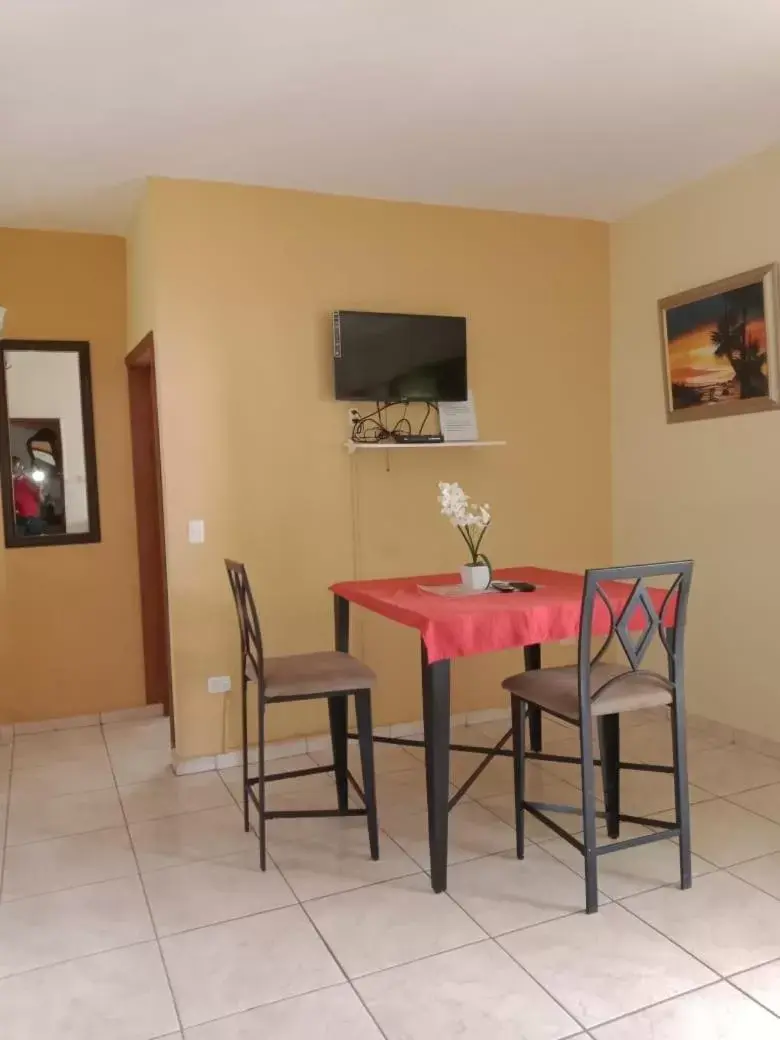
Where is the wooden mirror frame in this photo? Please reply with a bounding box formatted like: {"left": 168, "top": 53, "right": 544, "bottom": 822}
{"left": 0, "top": 340, "right": 101, "bottom": 548}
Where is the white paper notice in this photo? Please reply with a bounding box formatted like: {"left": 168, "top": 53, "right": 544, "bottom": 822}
{"left": 439, "top": 390, "right": 479, "bottom": 442}
{"left": 418, "top": 583, "right": 495, "bottom": 597}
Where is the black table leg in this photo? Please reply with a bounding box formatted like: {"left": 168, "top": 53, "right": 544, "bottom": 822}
{"left": 669, "top": 626, "right": 692, "bottom": 891}
{"left": 598, "top": 713, "right": 620, "bottom": 839}
{"left": 330, "top": 594, "right": 350, "bottom": 811}
{"left": 524, "top": 644, "right": 543, "bottom": 752}
{"left": 421, "top": 641, "right": 451, "bottom": 893}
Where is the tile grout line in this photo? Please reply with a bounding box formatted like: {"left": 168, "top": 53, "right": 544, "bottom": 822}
{"left": 437, "top": 745, "right": 780, "bottom": 1031}
{"left": 436, "top": 850, "right": 593, "bottom": 1037}
{"left": 721, "top": 974, "right": 780, "bottom": 1022}
{"left": 7, "top": 724, "right": 780, "bottom": 1033}
{"left": 4, "top": 811, "right": 220, "bottom": 853}
{"left": 0, "top": 848, "right": 136, "bottom": 905}
{"left": 5, "top": 783, "right": 779, "bottom": 977}
{"left": 0, "top": 937, "right": 166, "bottom": 986}
{"left": 583, "top": 974, "right": 780, "bottom": 1033}
{"left": 494, "top": 889, "right": 735, "bottom": 1031}
{"left": 3, "top": 727, "right": 430, "bottom": 1017}
{"left": 390, "top": 742, "right": 709, "bottom": 1030}
{"left": 101, "top": 723, "right": 188, "bottom": 1039}
{"left": 0, "top": 734, "right": 17, "bottom": 904}
{"left": 221, "top": 754, "right": 737, "bottom": 944}
{"left": 172, "top": 980, "right": 375, "bottom": 1037}
{"left": 479, "top": 744, "right": 780, "bottom": 875}
{"left": 723, "top": 953, "right": 780, "bottom": 982}
{"left": 568, "top": 978, "right": 725, "bottom": 1036}
{"left": 297, "top": 895, "right": 394, "bottom": 1040}
{"left": 214, "top": 764, "right": 581, "bottom": 1033}
{"left": 471, "top": 936, "right": 591, "bottom": 1038}
{"left": 0, "top": 841, "right": 307, "bottom": 982}
{"left": 216, "top": 763, "right": 432, "bottom": 901}
{"left": 615, "top": 895, "right": 728, "bottom": 981}
{"left": 214, "top": 765, "right": 394, "bottom": 1040}
{"left": 0, "top": 871, "right": 773, "bottom": 1031}
{"left": 720, "top": 790, "right": 780, "bottom": 828}
{"left": 724, "top": 849, "right": 780, "bottom": 874}
{"left": 216, "top": 768, "right": 432, "bottom": 898}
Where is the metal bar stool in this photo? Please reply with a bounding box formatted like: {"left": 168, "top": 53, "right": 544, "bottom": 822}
{"left": 503, "top": 561, "right": 693, "bottom": 913}
{"left": 225, "top": 559, "right": 379, "bottom": 869}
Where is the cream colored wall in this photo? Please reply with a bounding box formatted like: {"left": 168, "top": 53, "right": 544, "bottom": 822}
{"left": 141, "top": 178, "right": 611, "bottom": 759}
{"left": 0, "top": 228, "right": 145, "bottom": 723}
{"left": 611, "top": 145, "right": 780, "bottom": 741}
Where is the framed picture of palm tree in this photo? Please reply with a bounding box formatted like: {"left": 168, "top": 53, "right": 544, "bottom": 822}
{"left": 659, "top": 264, "right": 780, "bottom": 423}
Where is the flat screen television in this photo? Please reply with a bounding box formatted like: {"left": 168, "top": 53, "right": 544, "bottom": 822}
{"left": 333, "top": 310, "right": 467, "bottom": 402}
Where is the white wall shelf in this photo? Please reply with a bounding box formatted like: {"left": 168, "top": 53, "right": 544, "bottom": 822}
{"left": 345, "top": 439, "right": 506, "bottom": 454}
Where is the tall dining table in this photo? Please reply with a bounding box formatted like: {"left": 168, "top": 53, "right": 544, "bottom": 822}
{"left": 329, "top": 566, "right": 649, "bottom": 893}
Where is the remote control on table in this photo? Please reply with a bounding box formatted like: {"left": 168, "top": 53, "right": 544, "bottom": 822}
{"left": 491, "top": 580, "right": 537, "bottom": 593}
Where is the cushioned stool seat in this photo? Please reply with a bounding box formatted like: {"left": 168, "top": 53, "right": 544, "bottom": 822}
{"left": 502, "top": 662, "right": 672, "bottom": 719}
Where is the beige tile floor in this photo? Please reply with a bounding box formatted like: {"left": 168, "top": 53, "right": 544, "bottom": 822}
{"left": 2, "top": 711, "right": 780, "bottom": 1037}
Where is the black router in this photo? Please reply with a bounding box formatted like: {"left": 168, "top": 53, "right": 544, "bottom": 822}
{"left": 391, "top": 432, "right": 444, "bottom": 444}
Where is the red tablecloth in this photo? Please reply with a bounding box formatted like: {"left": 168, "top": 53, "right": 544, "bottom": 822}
{"left": 331, "top": 567, "right": 668, "bottom": 663}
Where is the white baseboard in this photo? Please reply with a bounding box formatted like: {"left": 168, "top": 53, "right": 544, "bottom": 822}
{"left": 172, "top": 752, "right": 218, "bottom": 776}
{"left": 162, "top": 706, "right": 780, "bottom": 779}
{"left": 9, "top": 702, "right": 164, "bottom": 736}
{"left": 174, "top": 709, "right": 507, "bottom": 776}
{"left": 101, "top": 704, "right": 165, "bottom": 725}
{"left": 303, "top": 734, "right": 332, "bottom": 755}
{"left": 465, "top": 708, "right": 511, "bottom": 726}
{"left": 687, "top": 711, "right": 780, "bottom": 760}
{"left": 13, "top": 713, "right": 101, "bottom": 734}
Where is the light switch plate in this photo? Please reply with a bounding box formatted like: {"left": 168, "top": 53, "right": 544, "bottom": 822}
{"left": 188, "top": 519, "right": 205, "bottom": 544}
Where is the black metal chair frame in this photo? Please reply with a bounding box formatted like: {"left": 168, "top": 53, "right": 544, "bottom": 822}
{"left": 509, "top": 561, "right": 694, "bottom": 913}
{"left": 225, "top": 560, "right": 379, "bottom": 870}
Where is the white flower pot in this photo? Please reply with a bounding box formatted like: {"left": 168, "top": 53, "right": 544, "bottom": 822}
{"left": 460, "top": 563, "right": 492, "bottom": 592}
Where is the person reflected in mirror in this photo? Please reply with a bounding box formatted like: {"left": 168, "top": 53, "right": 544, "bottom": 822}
{"left": 26, "top": 428, "right": 65, "bottom": 533}
{"left": 11, "top": 455, "right": 45, "bottom": 536}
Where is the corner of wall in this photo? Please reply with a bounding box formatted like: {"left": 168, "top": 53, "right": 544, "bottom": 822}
{"left": 126, "top": 180, "right": 158, "bottom": 353}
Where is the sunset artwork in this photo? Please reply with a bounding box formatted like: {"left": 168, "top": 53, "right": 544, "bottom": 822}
{"left": 659, "top": 266, "right": 779, "bottom": 423}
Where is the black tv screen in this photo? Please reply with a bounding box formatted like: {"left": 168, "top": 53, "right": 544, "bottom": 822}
{"left": 333, "top": 310, "right": 467, "bottom": 402}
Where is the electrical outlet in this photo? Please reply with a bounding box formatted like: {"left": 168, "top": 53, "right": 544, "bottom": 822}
{"left": 207, "top": 676, "right": 231, "bottom": 694}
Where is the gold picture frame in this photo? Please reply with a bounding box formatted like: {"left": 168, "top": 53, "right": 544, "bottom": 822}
{"left": 659, "top": 264, "right": 780, "bottom": 423}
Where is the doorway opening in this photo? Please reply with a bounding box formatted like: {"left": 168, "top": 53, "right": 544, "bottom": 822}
{"left": 126, "top": 333, "right": 174, "bottom": 744}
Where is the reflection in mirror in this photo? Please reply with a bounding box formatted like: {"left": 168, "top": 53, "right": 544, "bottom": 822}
{"left": 11, "top": 420, "right": 66, "bottom": 536}
{"left": 0, "top": 342, "right": 100, "bottom": 547}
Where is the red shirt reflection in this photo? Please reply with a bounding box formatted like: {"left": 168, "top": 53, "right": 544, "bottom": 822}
{"left": 13, "top": 473, "right": 40, "bottom": 518}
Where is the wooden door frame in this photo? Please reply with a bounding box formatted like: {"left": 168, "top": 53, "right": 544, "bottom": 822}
{"left": 126, "top": 333, "right": 174, "bottom": 741}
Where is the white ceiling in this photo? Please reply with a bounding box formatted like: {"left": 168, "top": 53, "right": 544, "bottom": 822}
{"left": 3, "top": 0, "right": 780, "bottom": 234}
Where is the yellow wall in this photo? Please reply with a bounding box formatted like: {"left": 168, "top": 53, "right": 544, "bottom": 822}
{"left": 0, "top": 229, "right": 145, "bottom": 723}
{"left": 611, "top": 145, "right": 780, "bottom": 741}
{"left": 127, "top": 191, "right": 158, "bottom": 349}
{"left": 140, "top": 178, "right": 612, "bottom": 760}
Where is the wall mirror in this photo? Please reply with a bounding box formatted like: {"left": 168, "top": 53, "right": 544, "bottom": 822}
{"left": 0, "top": 341, "right": 101, "bottom": 547}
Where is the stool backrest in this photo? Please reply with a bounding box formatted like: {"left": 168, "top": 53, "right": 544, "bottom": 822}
{"left": 578, "top": 561, "right": 693, "bottom": 704}
{"left": 225, "top": 559, "right": 264, "bottom": 693}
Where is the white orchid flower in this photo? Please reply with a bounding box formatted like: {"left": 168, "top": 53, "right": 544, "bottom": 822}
{"left": 437, "top": 481, "right": 491, "bottom": 565}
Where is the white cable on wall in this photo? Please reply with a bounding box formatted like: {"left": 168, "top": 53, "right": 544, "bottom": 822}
{"left": 349, "top": 450, "right": 366, "bottom": 663}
